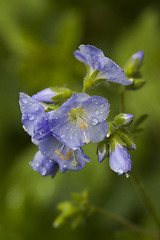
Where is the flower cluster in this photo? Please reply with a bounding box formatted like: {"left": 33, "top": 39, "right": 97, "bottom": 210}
{"left": 19, "top": 45, "right": 137, "bottom": 178}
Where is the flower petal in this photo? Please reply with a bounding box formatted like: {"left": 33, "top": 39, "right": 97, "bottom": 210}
{"left": 74, "top": 45, "right": 132, "bottom": 85}
{"left": 30, "top": 151, "right": 59, "bottom": 177}
{"left": 82, "top": 96, "right": 110, "bottom": 122}
{"left": 74, "top": 45, "right": 106, "bottom": 72}
{"left": 32, "top": 88, "right": 56, "bottom": 103}
{"left": 109, "top": 145, "right": 132, "bottom": 175}
{"left": 38, "top": 136, "right": 90, "bottom": 172}
{"left": 19, "top": 93, "right": 45, "bottom": 136}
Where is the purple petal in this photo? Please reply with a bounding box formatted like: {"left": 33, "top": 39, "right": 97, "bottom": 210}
{"left": 82, "top": 95, "right": 110, "bottom": 122}
{"left": 30, "top": 151, "right": 59, "bottom": 177}
{"left": 74, "top": 45, "right": 132, "bottom": 85}
{"left": 109, "top": 145, "right": 132, "bottom": 175}
{"left": 38, "top": 136, "right": 90, "bottom": 172}
{"left": 19, "top": 93, "right": 45, "bottom": 136}
{"left": 32, "top": 88, "right": 56, "bottom": 103}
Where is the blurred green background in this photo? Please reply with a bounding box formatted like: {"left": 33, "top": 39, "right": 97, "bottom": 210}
{"left": 1, "top": 0, "right": 160, "bottom": 239}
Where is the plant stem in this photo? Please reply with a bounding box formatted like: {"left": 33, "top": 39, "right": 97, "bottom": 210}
{"left": 91, "top": 205, "right": 159, "bottom": 239}
{"left": 131, "top": 167, "right": 160, "bottom": 234}
{"left": 120, "top": 89, "right": 125, "bottom": 113}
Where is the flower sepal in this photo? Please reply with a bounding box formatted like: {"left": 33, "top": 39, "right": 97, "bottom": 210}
{"left": 83, "top": 67, "right": 101, "bottom": 92}
{"left": 109, "top": 134, "right": 126, "bottom": 152}
{"left": 116, "top": 129, "right": 136, "bottom": 150}
{"left": 126, "top": 78, "right": 146, "bottom": 90}
{"left": 50, "top": 87, "right": 74, "bottom": 101}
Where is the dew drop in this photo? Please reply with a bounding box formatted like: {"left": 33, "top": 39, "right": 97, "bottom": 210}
{"left": 101, "top": 104, "right": 104, "bottom": 108}
{"left": 91, "top": 117, "right": 98, "bottom": 126}
{"left": 118, "top": 168, "right": 124, "bottom": 174}
{"left": 28, "top": 114, "right": 35, "bottom": 121}
{"left": 39, "top": 166, "right": 47, "bottom": 176}
{"left": 67, "top": 127, "right": 70, "bottom": 130}
{"left": 35, "top": 161, "right": 39, "bottom": 167}
{"left": 95, "top": 110, "right": 99, "bottom": 115}
{"left": 22, "top": 98, "right": 27, "bottom": 104}
{"left": 61, "top": 134, "right": 65, "bottom": 138}
{"left": 63, "top": 164, "right": 67, "bottom": 168}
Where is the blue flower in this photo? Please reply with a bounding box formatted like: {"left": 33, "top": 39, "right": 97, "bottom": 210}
{"left": 30, "top": 151, "right": 59, "bottom": 177}
{"left": 32, "top": 88, "right": 56, "bottom": 103}
{"left": 19, "top": 92, "right": 91, "bottom": 176}
{"left": 74, "top": 45, "right": 132, "bottom": 85}
{"left": 109, "top": 144, "right": 132, "bottom": 175}
{"left": 19, "top": 92, "right": 46, "bottom": 136}
{"left": 38, "top": 136, "right": 90, "bottom": 173}
{"left": 33, "top": 93, "right": 110, "bottom": 149}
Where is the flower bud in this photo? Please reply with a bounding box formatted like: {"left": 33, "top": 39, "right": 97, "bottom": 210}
{"left": 32, "top": 88, "right": 56, "bottom": 103}
{"left": 114, "top": 113, "right": 134, "bottom": 127}
{"left": 116, "top": 129, "right": 136, "bottom": 150}
{"left": 125, "top": 51, "right": 144, "bottom": 77}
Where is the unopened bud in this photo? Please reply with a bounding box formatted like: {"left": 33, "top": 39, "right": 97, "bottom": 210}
{"left": 114, "top": 113, "right": 134, "bottom": 127}
{"left": 125, "top": 51, "right": 144, "bottom": 77}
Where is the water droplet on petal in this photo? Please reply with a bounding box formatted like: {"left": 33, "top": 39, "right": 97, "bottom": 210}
{"left": 63, "top": 164, "right": 67, "bottom": 168}
{"left": 118, "top": 168, "right": 124, "bottom": 175}
{"left": 101, "top": 104, "right": 104, "bottom": 108}
{"left": 61, "top": 134, "right": 65, "bottom": 138}
{"left": 67, "top": 127, "right": 70, "bottom": 130}
{"left": 91, "top": 117, "right": 98, "bottom": 126}
{"left": 95, "top": 110, "right": 99, "bottom": 115}
{"left": 22, "top": 98, "right": 27, "bottom": 104}
{"left": 39, "top": 166, "right": 47, "bottom": 176}
{"left": 28, "top": 114, "right": 35, "bottom": 121}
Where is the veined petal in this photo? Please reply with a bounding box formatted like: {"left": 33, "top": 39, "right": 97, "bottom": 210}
{"left": 30, "top": 151, "right": 59, "bottom": 177}
{"left": 82, "top": 96, "right": 110, "bottom": 122}
{"left": 19, "top": 93, "right": 45, "bottom": 136}
{"left": 74, "top": 45, "right": 106, "bottom": 72}
{"left": 85, "top": 120, "right": 108, "bottom": 143}
{"left": 61, "top": 93, "right": 90, "bottom": 109}
{"left": 98, "top": 57, "right": 131, "bottom": 85}
{"left": 33, "top": 112, "right": 51, "bottom": 140}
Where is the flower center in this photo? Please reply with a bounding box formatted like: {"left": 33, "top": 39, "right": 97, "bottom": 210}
{"left": 69, "top": 107, "right": 86, "bottom": 123}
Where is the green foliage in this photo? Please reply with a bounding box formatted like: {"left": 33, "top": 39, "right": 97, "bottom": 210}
{"left": 53, "top": 190, "right": 92, "bottom": 229}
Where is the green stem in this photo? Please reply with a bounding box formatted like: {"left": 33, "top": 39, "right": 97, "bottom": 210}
{"left": 131, "top": 167, "right": 160, "bottom": 234}
{"left": 91, "top": 205, "right": 159, "bottom": 239}
{"left": 120, "top": 89, "right": 125, "bottom": 113}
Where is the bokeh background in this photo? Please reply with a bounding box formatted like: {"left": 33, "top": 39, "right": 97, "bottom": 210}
{"left": 1, "top": 0, "right": 160, "bottom": 239}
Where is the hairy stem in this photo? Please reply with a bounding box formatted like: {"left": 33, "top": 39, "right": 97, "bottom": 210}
{"left": 91, "top": 205, "right": 159, "bottom": 239}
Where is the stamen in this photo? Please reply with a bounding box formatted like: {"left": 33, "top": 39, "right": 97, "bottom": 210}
{"left": 82, "top": 130, "right": 90, "bottom": 144}
{"left": 72, "top": 151, "right": 79, "bottom": 166}
{"left": 55, "top": 149, "right": 71, "bottom": 160}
